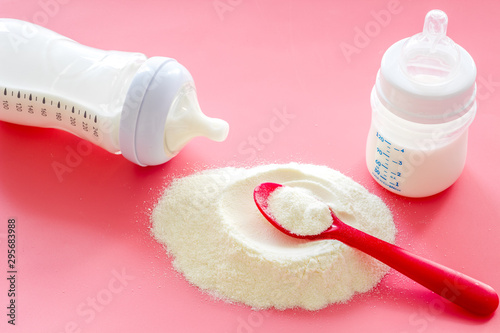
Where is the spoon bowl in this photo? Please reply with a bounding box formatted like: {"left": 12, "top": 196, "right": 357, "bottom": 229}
{"left": 254, "top": 182, "right": 499, "bottom": 316}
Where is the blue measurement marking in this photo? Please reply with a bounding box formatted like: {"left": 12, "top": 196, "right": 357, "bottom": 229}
{"left": 385, "top": 140, "right": 391, "bottom": 145}
{"left": 381, "top": 164, "right": 388, "bottom": 169}
{"left": 392, "top": 160, "right": 399, "bottom": 164}
{"left": 394, "top": 148, "right": 400, "bottom": 151}
{"left": 380, "top": 175, "right": 387, "bottom": 180}
{"left": 383, "top": 152, "right": 389, "bottom": 158}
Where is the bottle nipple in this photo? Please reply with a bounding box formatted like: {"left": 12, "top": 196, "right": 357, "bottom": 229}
{"left": 164, "top": 83, "right": 229, "bottom": 155}
{"left": 400, "top": 9, "right": 461, "bottom": 84}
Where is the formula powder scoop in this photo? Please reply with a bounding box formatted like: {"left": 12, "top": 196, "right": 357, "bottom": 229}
{"left": 254, "top": 182, "right": 499, "bottom": 316}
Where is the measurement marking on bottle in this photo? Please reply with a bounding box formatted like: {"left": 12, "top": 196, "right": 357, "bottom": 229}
{"left": 372, "top": 131, "right": 405, "bottom": 192}
{"left": 0, "top": 86, "right": 101, "bottom": 141}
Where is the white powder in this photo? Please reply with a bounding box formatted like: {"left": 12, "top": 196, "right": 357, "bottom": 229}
{"left": 268, "top": 186, "right": 333, "bottom": 236}
{"left": 152, "top": 163, "right": 396, "bottom": 310}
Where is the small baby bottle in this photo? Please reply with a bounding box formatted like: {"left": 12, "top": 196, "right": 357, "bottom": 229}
{"left": 366, "top": 10, "right": 476, "bottom": 197}
{"left": 0, "top": 19, "right": 229, "bottom": 166}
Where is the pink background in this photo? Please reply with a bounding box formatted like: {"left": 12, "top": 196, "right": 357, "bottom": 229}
{"left": 1, "top": 0, "right": 499, "bottom": 332}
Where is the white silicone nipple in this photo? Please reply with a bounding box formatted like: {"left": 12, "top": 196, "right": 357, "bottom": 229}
{"left": 164, "top": 83, "right": 229, "bottom": 154}
{"left": 400, "top": 9, "right": 461, "bottom": 84}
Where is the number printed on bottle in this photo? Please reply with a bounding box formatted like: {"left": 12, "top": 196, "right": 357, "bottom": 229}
{"left": 1, "top": 86, "right": 101, "bottom": 143}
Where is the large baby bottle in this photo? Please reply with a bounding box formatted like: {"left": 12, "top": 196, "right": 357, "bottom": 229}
{"left": 366, "top": 10, "right": 476, "bottom": 197}
{"left": 0, "top": 19, "right": 229, "bottom": 166}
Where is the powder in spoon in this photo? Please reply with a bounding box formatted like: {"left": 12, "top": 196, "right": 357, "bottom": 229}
{"left": 268, "top": 186, "right": 332, "bottom": 236}
{"left": 152, "top": 163, "right": 396, "bottom": 310}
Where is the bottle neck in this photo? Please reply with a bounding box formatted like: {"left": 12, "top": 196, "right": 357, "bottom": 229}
{"left": 371, "top": 87, "right": 475, "bottom": 149}
{"left": 119, "top": 57, "right": 229, "bottom": 166}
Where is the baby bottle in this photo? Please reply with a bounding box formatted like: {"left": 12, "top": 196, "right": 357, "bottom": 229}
{"left": 366, "top": 10, "right": 476, "bottom": 197}
{"left": 0, "top": 18, "right": 229, "bottom": 166}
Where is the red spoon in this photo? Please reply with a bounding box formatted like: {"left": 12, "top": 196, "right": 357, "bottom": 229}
{"left": 253, "top": 182, "right": 499, "bottom": 316}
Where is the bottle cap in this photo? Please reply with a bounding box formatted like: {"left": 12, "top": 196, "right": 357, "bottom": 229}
{"left": 376, "top": 10, "right": 476, "bottom": 124}
{"left": 120, "top": 57, "right": 229, "bottom": 166}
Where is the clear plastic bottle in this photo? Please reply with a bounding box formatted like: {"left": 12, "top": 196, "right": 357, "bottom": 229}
{"left": 0, "top": 19, "right": 229, "bottom": 166}
{"left": 366, "top": 10, "right": 476, "bottom": 197}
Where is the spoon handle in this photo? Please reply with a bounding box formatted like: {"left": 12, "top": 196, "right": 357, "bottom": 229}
{"left": 325, "top": 216, "right": 499, "bottom": 316}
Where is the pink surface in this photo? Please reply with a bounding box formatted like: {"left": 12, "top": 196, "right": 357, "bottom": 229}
{"left": 1, "top": 0, "right": 499, "bottom": 332}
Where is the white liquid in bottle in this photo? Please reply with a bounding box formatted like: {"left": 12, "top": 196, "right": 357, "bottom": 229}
{"left": 366, "top": 10, "right": 476, "bottom": 197}
{"left": 0, "top": 19, "right": 229, "bottom": 166}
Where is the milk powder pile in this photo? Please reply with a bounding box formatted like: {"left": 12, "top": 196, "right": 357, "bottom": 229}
{"left": 151, "top": 163, "right": 396, "bottom": 310}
